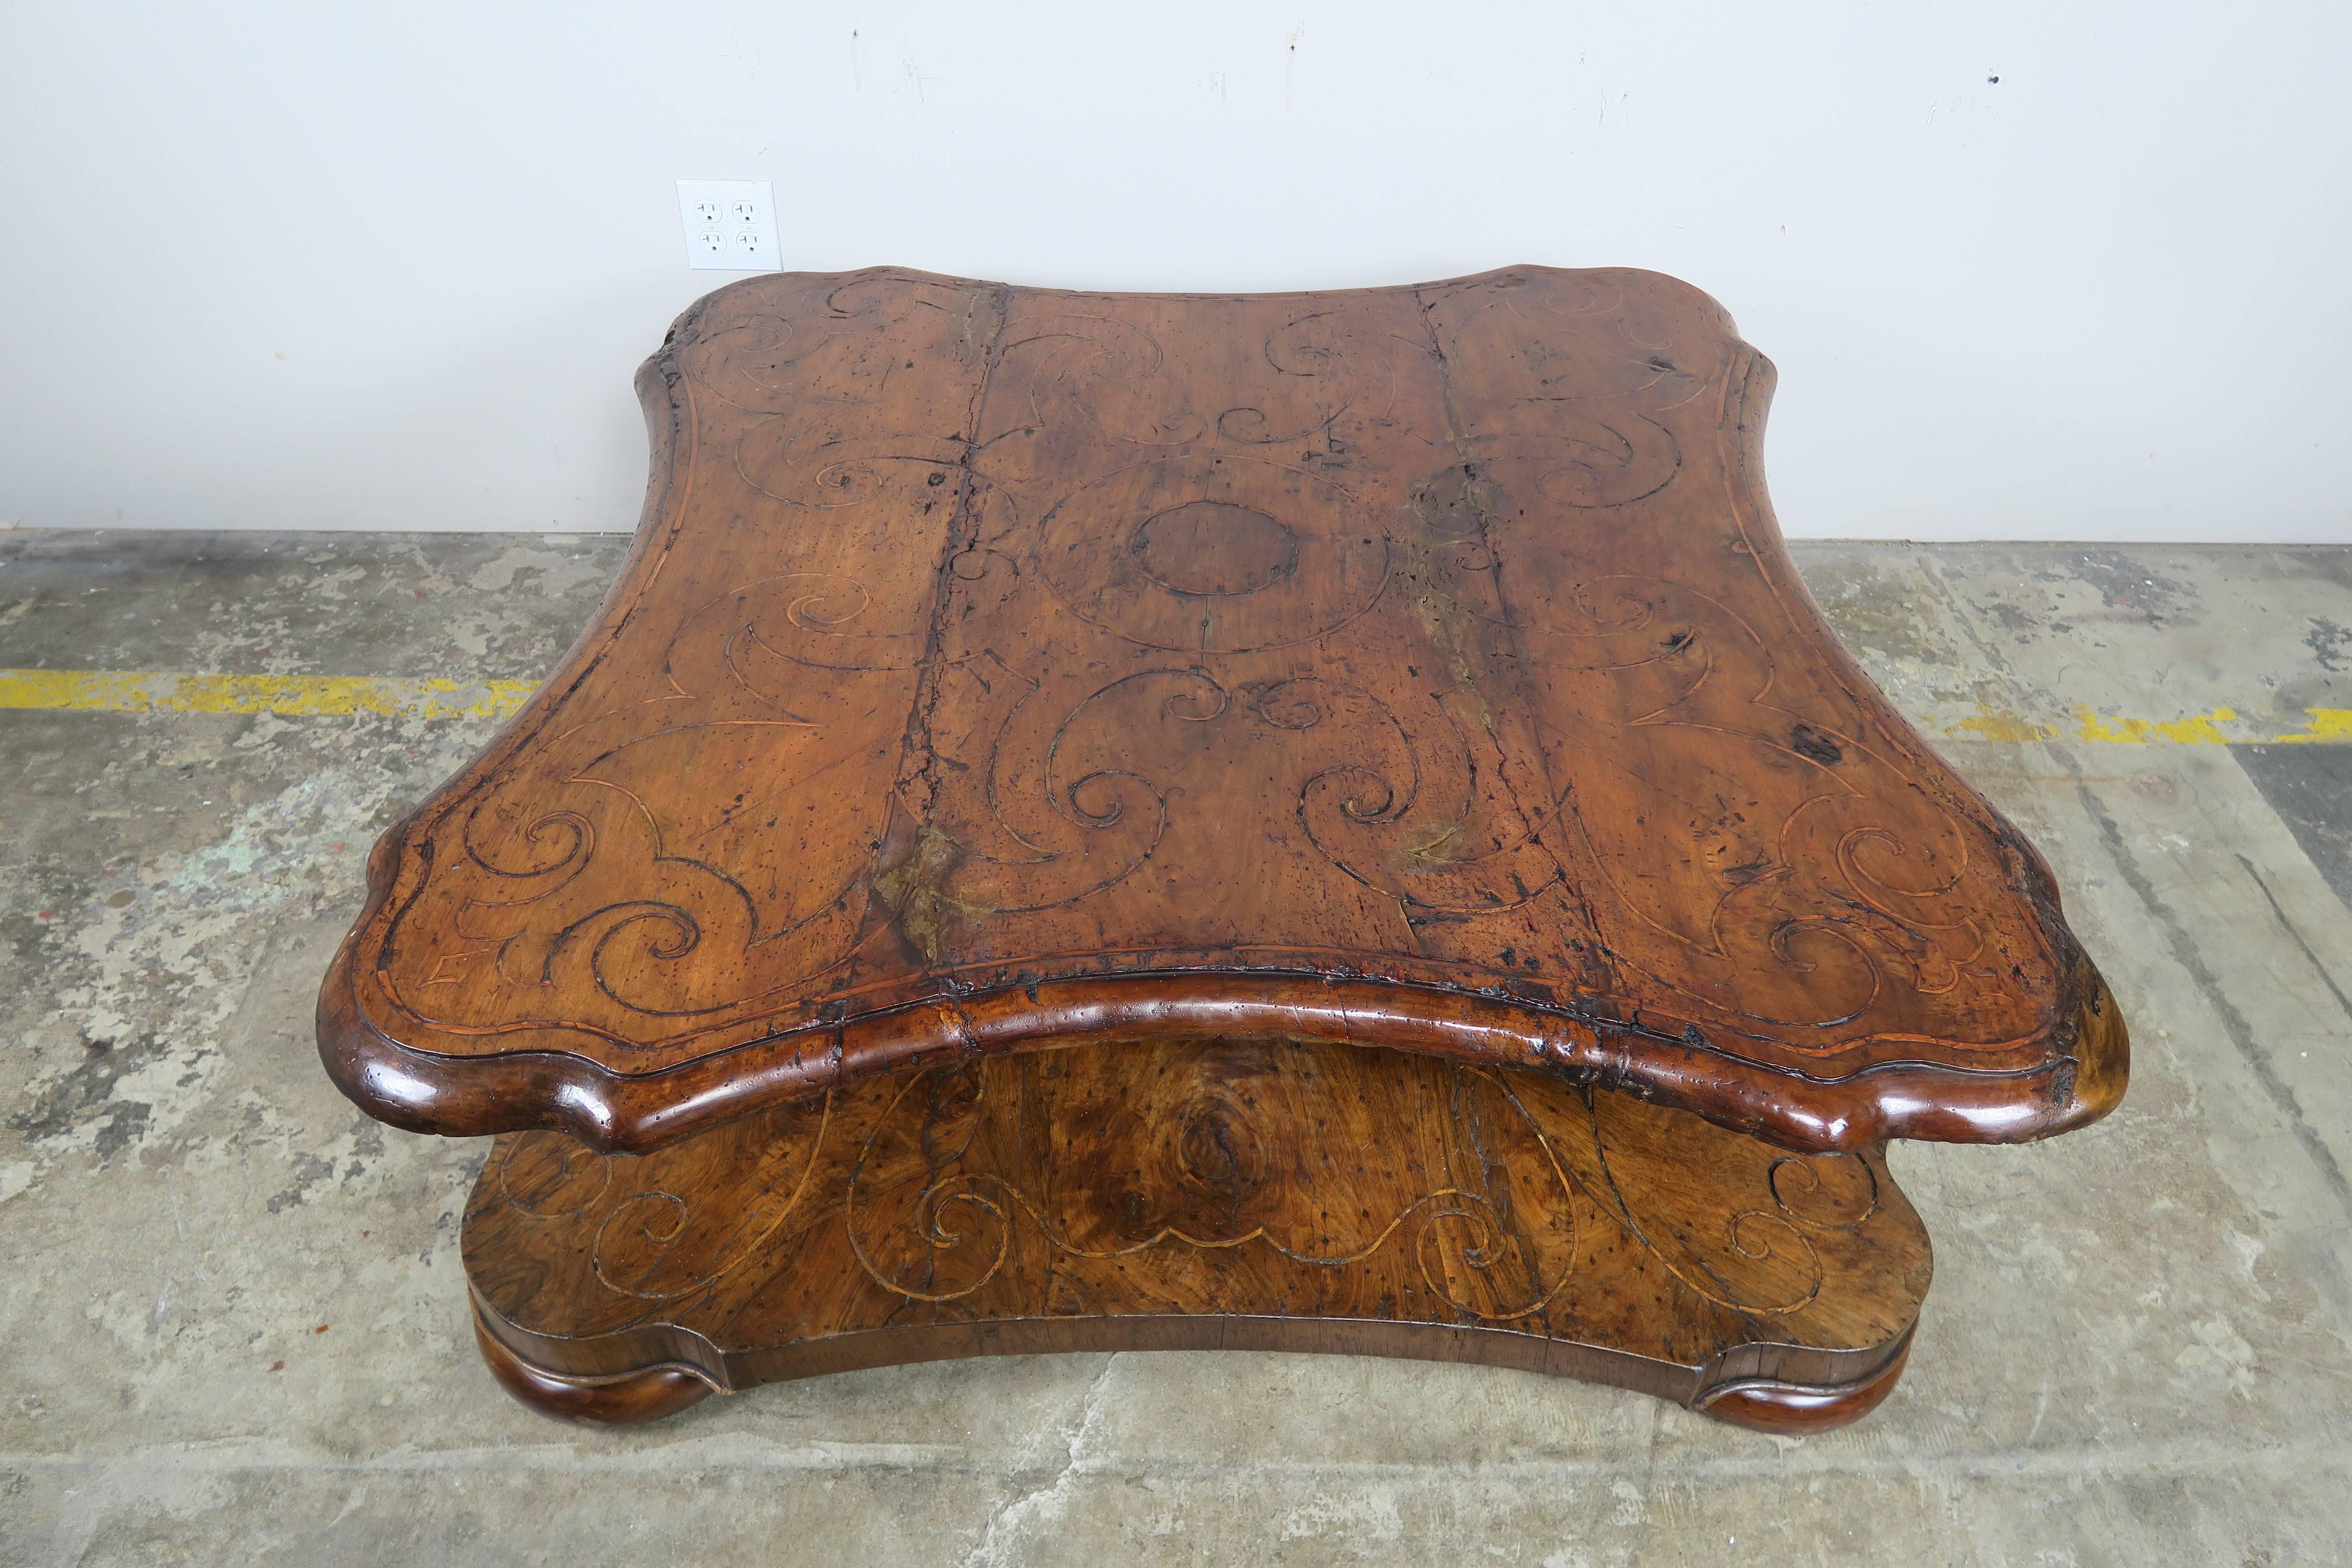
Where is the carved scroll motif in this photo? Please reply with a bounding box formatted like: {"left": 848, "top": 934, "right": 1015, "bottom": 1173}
{"left": 1428, "top": 274, "right": 2052, "bottom": 1041}
{"left": 481, "top": 1093, "right": 834, "bottom": 1304}
{"left": 991, "top": 303, "right": 1429, "bottom": 458}
{"left": 873, "top": 660, "right": 1205, "bottom": 948}
{"left": 836, "top": 1056, "right": 1588, "bottom": 1320}
{"left": 379, "top": 273, "right": 1002, "bottom": 1041}
{"left": 682, "top": 275, "right": 995, "bottom": 414}
{"left": 1501, "top": 573, "right": 2015, "bottom": 1030}
{"left": 474, "top": 1047, "right": 1896, "bottom": 1330}
{"left": 396, "top": 571, "right": 921, "bottom": 1029}
{"left": 1543, "top": 1077, "right": 1877, "bottom": 1314}
{"left": 996, "top": 312, "right": 1207, "bottom": 448}
{"left": 1294, "top": 680, "right": 1572, "bottom": 919}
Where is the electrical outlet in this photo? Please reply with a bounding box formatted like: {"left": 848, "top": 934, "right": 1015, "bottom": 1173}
{"left": 676, "top": 180, "right": 780, "bottom": 272}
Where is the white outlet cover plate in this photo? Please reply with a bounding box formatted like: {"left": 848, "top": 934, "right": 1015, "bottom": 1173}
{"left": 677, "top": 179, "right": 781, "bottom": 272}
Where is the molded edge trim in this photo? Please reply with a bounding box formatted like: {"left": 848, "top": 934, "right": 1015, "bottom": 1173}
{"left": 322, "top": 946, "right": 2124, "bottom": 1156}
{"left": 469, "top": 1302, "right": 1918, "bottom": 1432}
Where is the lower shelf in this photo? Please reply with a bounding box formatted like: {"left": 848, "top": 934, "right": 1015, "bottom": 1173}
{"left": 464, "top": 1040, "right": 1931, "bottom": 1435}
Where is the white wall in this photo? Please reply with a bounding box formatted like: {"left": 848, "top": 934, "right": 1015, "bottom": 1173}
{"left": 2, "top": 1, "right": 2346, "bottom": 541}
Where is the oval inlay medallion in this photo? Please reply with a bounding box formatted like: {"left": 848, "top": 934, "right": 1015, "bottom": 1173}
{"left": 1132, "top": 501, "right": 1300, "bottom": 596}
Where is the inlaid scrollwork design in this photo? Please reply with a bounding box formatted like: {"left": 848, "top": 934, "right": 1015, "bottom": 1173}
{"left": 375, "top": 272, "right": 1003, "bottom": 1045}
{"left": 873, "top": 664, "right": 1208, "bottom": 945}
{"left": 676, "top": 311, "right": 813, "bottom": 414}
{"left": 735, "top": 438, "right": 967, "bottom": 516}
{"left": 1768, "top": 1152, "right": 1880, "bottom": 1231}
{"left": 1213, "top": 306, "right": 1427, "bottom": 445}
{"left": 843, "top": 1067, "right": 1013, "bottom": 1302}
{"left": 1473, "top": 265, "right": 1720, "bottom": 412}
{"left": 842, "top": 1054, "right": 1585, "bottom": 1322}
{"left": 1409, "top": 1192, "right": 1565, "bottom": 1323}
{"left": 492, "top": 1132, "right": 611, "bottom": 1220}
{"left": 997, "top": 312, "right": 1205, "bottom": 447}
{"left": 587, "top": 1096, "right": 834, "bottom": 1302}
{"left": 1537, "top": 1078, "right": 1848, "bottom": 1316}
{"left": 486, "top": 1049, "right": 1899, "bottom": 1329}
{"left": 682, "top": 276, "right": 989, "bottom": 413}
{"left": 398, "top": 568, "right": 940, "bottom": 1024}
{"left": 1472, "top": 573, "right": 2016, "bottom": 1031}
{"left": 702, "top": 572, "right": 927, "bottom": 677}
{"left": 477, "top": 1096, "right": 839, "bottom": 1309}
{"left": 1467, "top": 410, "right": 1681, "bottom": 510}
{"left": 465, "top": 1036, "right": 1932, "bottom": 1392}
{"left": 1293, "top": 681, "right": 1572, "bottom": 918}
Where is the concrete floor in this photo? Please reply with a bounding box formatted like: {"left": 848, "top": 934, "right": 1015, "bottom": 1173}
{"left": 2, "top": 530, "right": 2349, "bottom": 1566}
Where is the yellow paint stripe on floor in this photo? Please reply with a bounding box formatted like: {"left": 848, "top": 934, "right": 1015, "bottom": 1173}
{"left": 2266, "top": 708, "right": 2352, "bottom": 744}
{"left": 1936, "top": 704, "right": 2352, "bottom": 746}
{"left": 0, "top": 668, "right": 2344, "bottom": 744}
{"left": 0, "top": 669, "right": 539, "bottom": 722}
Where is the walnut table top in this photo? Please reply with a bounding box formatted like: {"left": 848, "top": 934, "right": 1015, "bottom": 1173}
{"left": 319, "top": 265, "right": 2125, "bottom": 1157}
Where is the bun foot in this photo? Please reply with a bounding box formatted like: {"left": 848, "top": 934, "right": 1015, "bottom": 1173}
{"left": 1693, "top": 1334, "right": 1913, "bottom": 1435}
{"left": 473, "top": 1312, "right": 717, "bottom": 1428}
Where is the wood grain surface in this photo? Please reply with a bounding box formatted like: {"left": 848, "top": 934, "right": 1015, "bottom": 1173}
{"left": 320, "top": 264, "right": 2126, "bottom": 1154}
{"left": 465, "top": 1039, "right": 1929, "bottom": 1433}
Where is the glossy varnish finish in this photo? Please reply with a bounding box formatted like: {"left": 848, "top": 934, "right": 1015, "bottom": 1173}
{"left": 318, "top": 265, "right": 2127, "bottom": 1156}
{"left": 465, "top": 1039, "right": 1929, "bottom": 1433}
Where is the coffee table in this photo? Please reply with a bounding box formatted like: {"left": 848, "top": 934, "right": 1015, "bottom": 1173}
{"left": 319, "top": 265, "right": 2125, "bottom": 1432}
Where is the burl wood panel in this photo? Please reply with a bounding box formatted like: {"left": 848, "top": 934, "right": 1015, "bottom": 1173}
{"left": 320, "top": 265, "right": 2127, "bottom": 1155}
{"left": 466, "top": 1040, "right": 1928, "bottom": 1433}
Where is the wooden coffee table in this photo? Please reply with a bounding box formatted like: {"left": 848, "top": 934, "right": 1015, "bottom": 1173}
{"left": 319, "top": 266, "right": 2125, "bottom": 1433}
